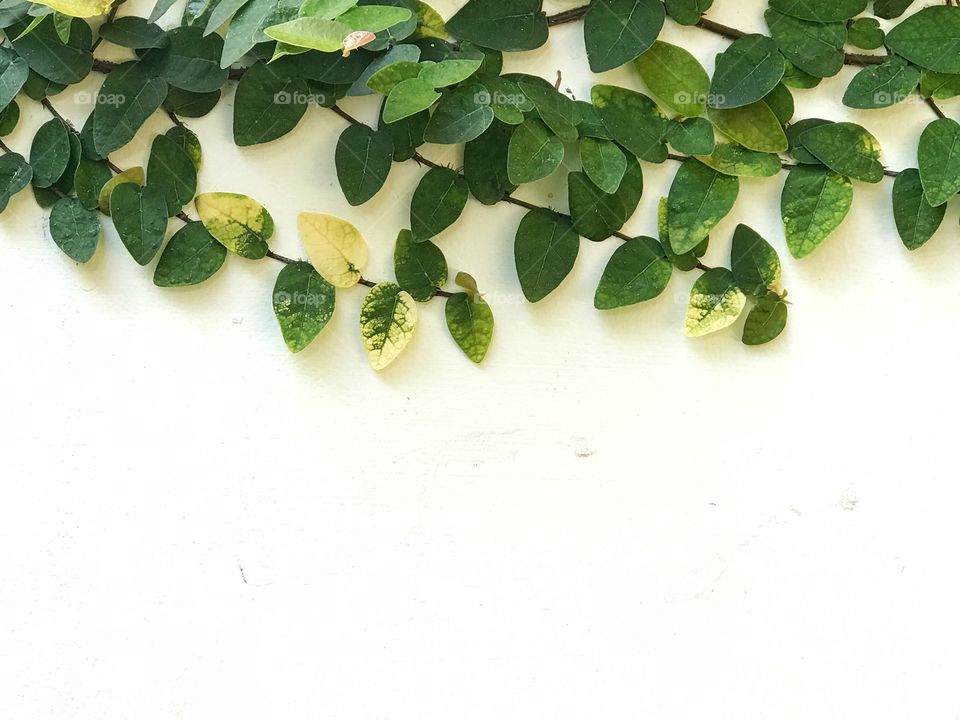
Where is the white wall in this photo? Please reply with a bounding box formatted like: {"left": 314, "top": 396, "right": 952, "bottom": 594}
{"left": 2, "top": 1, "right": 959, "bottom": 717}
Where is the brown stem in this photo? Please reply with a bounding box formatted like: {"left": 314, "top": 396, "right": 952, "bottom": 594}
{"left": 926, "top": 97, "right": 948, "bottom": 120}
{"left": 545, "top": 5, "right": 588, "bottom": 25}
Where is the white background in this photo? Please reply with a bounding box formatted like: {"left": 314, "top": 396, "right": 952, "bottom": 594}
{"left": 3, "top": 0, "right": 960, "bottom": 717}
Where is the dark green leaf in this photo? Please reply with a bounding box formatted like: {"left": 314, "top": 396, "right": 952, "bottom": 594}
{"left": 0, "top": 152, "right": 33, "bottom": 213}
{"left": 394, "top": 228, "right": 447, "bottom": 300}
{"left": 0, "top": 100, "right": 20, "bottom": 135}
{"left": 507, "top": 118, "right": 564, "bottom": 184}
{"left": 378, "top": 97, "right": 428, "bottom": 160}
{"left": 335, "top": 123, "right": 394, "bottom": 205}
{"left": 709, "top": 34, "right": 785, "bottom": 110}
{"left": 162, "top": 87, "right": 221, "bottom": 117}
{"left": 847, "top": 17, "right": 884, "bottom": 50}
{"left": 272, "top": 261, "right": 336, "bottom": 352}
{"left": 798, "top": 121, "right": 884, "bottom": 183}
{"left": 583, "top": 0, "right": 664, "bottom": 73}
{"left": 787, "top": 117, "right": 831, "bottom": 164}
{"left": 464, "top": 120, "right": 515, "bottom": 204}
{"left": 892, "top": 168, "right": 946, "bottom": 251}
{"left": 91, "top": 61, "right": 168, "bottom": 158}
{"left": 762, "top": 82, "right": 794, "bottom": 124}
{"left": 666, "top": 117, "right": 716, "bottom": 156}
{"left": 166, "top": 126, "right": 202, "bottom": 170}
{"left": 110, "top": 182, "right": 168, "bottom": 265}
{"left": 515, "top": 74, "right": 579, "bottom": 142}
{"left": 765, "top": 8, "right": 846, "bottom": 78}
{"left": 74, "top": 158, "right": 112, "bottom": 210}
{"left": 842, "top": 56, "right": 919, "bottom": 109}
{"left": 446, "top": 0, "right": 548, "bottom": 52}
{"left": 514, "top": 208, "right": 579, "bottom": 302}
{"left": 147, "top": 133, "right": 197, "bottom": 216}
{"left": 9, "top": 16, "right": 92, "bottom": 85}
{"left": 730, "top": 224, "right": 780, "bottom": 297}
{"left": 423, "top": 83, "right": 493, "bottom": 143}
{"left": 594, "top": 236, "right": 672, "bottom": 310}
{"left": 667, "top": 158, "right": 739, "bottom": 254}
{"left": 591, "top": 84, "right": 668, "bottom": 163}
{"left": 29, "top": 118, "right": 70, "bottom": 188}
{"left": 886, "top": 6, "right": 960, "bottom": 74}
{"left": 0, "top": 46, "right": 29, "bottom": 110}
{"left": 742, "top": 292, "right": 788, "bottom": 345}
{"left": 874, "top": 0, "right": 913, "bottom": 20}
{"left": 410, "top": 166, "right": 468, "bottom": 241}
{"left": 768, "top": 0, "right": 866, "bottom": 22}
{"left": 664, "top": 0, "right": 712, "bottom": 25}
{"left": 568, "top": 171, "right": 627, "bottom": 242}
{"left": 98, "top": 17, "right": 169, "bottom": 49}
{"left": 49, "top": 196, "right": 99, "bottom": 263}
{"left": 580, "top": 137, "right": 626, "bottom": 194}
{"left": 233, "top": 61, "right": 308, "bottom": 146}
{"left": 918, "top": 117, "right": 960, "bottom": 207}
{"left": 53, "top": 130, "right": 81, "bottom": 195}
{"left": 143, "top": 26, "right": 229, "bottom": 92}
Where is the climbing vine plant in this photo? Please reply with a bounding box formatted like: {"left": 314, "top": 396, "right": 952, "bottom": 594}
{"left": 0, "top": 0, "right": 957, "bottom": 368}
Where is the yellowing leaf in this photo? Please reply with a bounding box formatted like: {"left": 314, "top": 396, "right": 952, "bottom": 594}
{"left": 298, "top": 211, "right": 369, "bottom": 288}
{"left": 32, "top": 0, "right": 113, "bottom": 18}
{"left": 360, "top": 282, "right": 418, "bottom": 371}
{"left": 98, "top": 166, "right": 144, "bottom": 214}
{"left": 194, "top": 192, "right": 273, "bottom": 259}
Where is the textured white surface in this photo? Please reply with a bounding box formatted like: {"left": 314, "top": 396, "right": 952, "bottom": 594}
{"left": 3, "top": 1, "right": 960, "bottom": 717}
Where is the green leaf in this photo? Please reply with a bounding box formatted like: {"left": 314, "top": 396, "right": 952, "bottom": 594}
{"left": 29, "top": 118, "right": 70, "bottom": 188}
{"left": 667, "top": 158, "right": 739, "bottom": 254}
{"left": 874, "top": 0, "right": 914, "bottom": 20}
{"left": 347, "top": 43, "right": 420, "bottom": 95}
{"left": 91, "top": 61, "right": 168, "bottom": 158}
{"left": 367, "top": 59, "right": 421, "bottom": 93}
{"left": 483, "top": 75, "right": 530, "bottom": 125}
{"left": 9, "top": 16, "right": 92, "bottom": 85}
{"left": 383, "top": 77, "right": 440, "bottom": 122}
{"left": 514, "top": 208, "right": 580, "bottom": 303}
{"left": 464, "top": 120, "right": 515, "bottom": 204}
{"left": 357, "top": 0, "right": 417, "bottom": 51}
{"left": 707, "top": 102, "right": 788, "bottom": 153}
{"left": 658, "top": 197, "right": 705, "bottom": 271}
{"left": 847, "top": 17, "right": 884, "bottom": 50}
{"left": 515, "top": 75, "right": 578, "bottom": 142}
{"left": 786, "top": 117, "right": 830, "bottom": 164}
{"left": 74, "top": 158, "right": 112, "bottom": 210}
{"left": 0, "top": 47, "right": 29, "bottom": 111}
{"left": 781, "top": 60, "right": 821, "bottom": 89}
{"left": 892, "top": 168, "right": 946, "bottom": 251}
{"left": 574, "top": 101, "right": 611, "bottom": 140}
{"left": 52, "top": 12, "right": 72, "bottom": 42}
{"left": 843, "top": 56, "right": 919, "bottom": 109}
{"left": 195, "top": 191, "right": 273, "bottom": 259}
{"left": 781, "top": 165, "right": 853, "bottom": 258}
{"left": 410, "top": 166, "right": 468, "bottom": 241}
{"left": 632, "top": 41, "right": 708, "bottom": 117}
{"left": 110, "top": 182, "right": 168, "bottom": 265}
{"left": 920, "top": 69, "right": 960, "bottom": 101}
{"left": 272, "top": 261, "right": 336, "bottom": 352}
{"left": 359, "top": 281, "right": 418, "bottom": 370}
{"left": 684, "top": 267, "right": 746, "bottom": 338}
{"left": 0, "top": 152, "right": 34, "bottom": 213}
{"left": 709, "top": 34, "right": 785, "bottom": 110}
{"left": 53, "top": 130, "right": 81, "bottom": 195}
{"left": 0, "top": 100, "right": 20, "bottom": 135}
{"left": 143, "top": 26, "right": 228, "bottom": 93}
{"left": 663, "top": 0, "right": 712, "bottom": 25}
{"left": 730, "top": 224, "right": 780, "bottom": 297}
{"left": 97, "top": 16, "right": 168, "bottom": 48}
{"left": 166, "top": 126, "right": 202, "bottom": 171}
{"left": 48, "top": 196, "right": 99, "bottom": 262}
{"left": 695, "top": 144, "right": 781, "bottom": 177}
{"left": 263, "top": 17, "right": 351, "bottom": 51}
{"left": 153, "top": 221, "right": 227, "bottom": 286}
{"left": 568, "top": 171, "right": 627, "bottom": 242}
{"left": 98, "top": 166, "right": 144, "bottom": 214}
{"left": 445, "top": 291, "right": 493, "bottom": 363}
{"left": 424, "top": 83, "right": 493, "bottom": 144}
{"left": 594, "top": 236, "right": 672, "bottom": 310}
{"left": 507, "top": 118, "right": 564, "bottom": 184}
{"left": 163, "top": 87, "right": 221, "bottom": 117}
{"left": 798, "top": 121, "right": 884, "bottom": 183}
{"left": 886, "top": 6, "right": 960, "bottom": 74}
{"left": 394, "top": 228, "right": 447, "bottom": 300}
{"left": 592, "top": 84, "right": 667, "bottom": 163}
{"left": 580, "top": 137, "right": 627, "bottom": 194}
{"left": 918, "top": 118, "right": 960, "bottom": 207}
{"left": 418, "top": 57, "right": 481, "bottom": 87}
{"left": 614, "top": 156, "right": 644, "bottom": 218}
{"left": 149, "top": 0, "right": 178, "bottom": 21}
{"left": 742, "top": 292, "right": 788, "bottom": 346}
{"left": 583, "top": 0, "right": 664, "bottom": 73}
{"left": 335, "top": 123, "right": 394, "bottom": 205}
{"left": 665, "top": 117, "right": 716, "bottom": 156}
{"left": 221, "top": 0, "right": 276, "bottom": 67}
{"left": 765, "top": 8, "right": 846, "bottom": 78}
{"left": 203, "top": 0, "right": 252, "bottom": 32}
{"left": 445, "top": 0, "right": 547, "bottom": 52}
{"left": 337, "top": 5, "right": 412, "bottom": 32}
{"left": 767, "top": 0, "right": 866, "bottom": 22}
{"left": 378, "top": 97, "right": 427, "bottom": 159}
{"left": 233, "top": 61, "right": 308, "bottom": 146}
{"left": 762, "top": 82, "right": 794, "bottom": 125}
{"left": 147, "top": 133, "right": 197, "bottom": 216}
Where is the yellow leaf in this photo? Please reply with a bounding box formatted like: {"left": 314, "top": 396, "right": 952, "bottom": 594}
{"left": 33, "top": 0, "right": 114, "bottom": 18}
{"left": 195, "top": 192, "right": 273, "bottom": 259}
{"left": 298, "top": 212, "right": 368, "bottom": 288}
{"left": 360, "top": 282, "right": 418, "bottom": 371}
